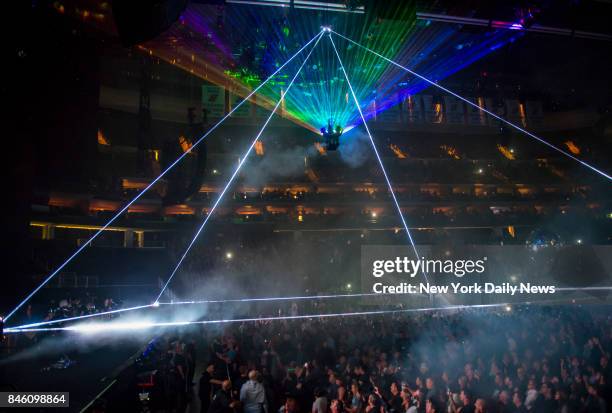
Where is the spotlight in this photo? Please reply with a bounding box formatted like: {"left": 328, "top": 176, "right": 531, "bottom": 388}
{"left": 576, "top": 239, "right": 583, "bottom": 245}
{"left": 321, "top": 121, "right": 343, "bottom": 150}
{"left": 226, "top": 251, "right": 233, "bottom": 260}
{"left": 152, "top": 301, "right": 160, "bottom": 308}
{"left": 346, "top": 283, "right": 352, "bottom": 290}
{"left": 371, "top": 211, "right": 377, "bottom": 218}
{"left": 504, "top": 305, "right": 512, "bottom": 312}
{"left": 321, "top": 26, "right": 332, "bottom": 33}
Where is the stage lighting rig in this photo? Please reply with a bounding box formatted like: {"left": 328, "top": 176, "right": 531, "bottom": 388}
{"left": 319, "top": 120, "right": 343, "bottom": 150}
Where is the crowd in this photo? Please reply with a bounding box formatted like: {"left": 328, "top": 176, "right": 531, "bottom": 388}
{"left": 139, "top": 305, "right": 611, "bottom": 413}
{"left": 135, "top": 335, "right": 198, "bottom": 413}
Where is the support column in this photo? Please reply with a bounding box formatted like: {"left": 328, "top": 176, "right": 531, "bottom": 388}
{"left": 135, "top": 231, "right": 144, "bottom": 248}
{"left": 124, "top": 229, "right": 134, "bottom": 248}
{"left": 42, "top": 224, "right": 56, "bottom": 240}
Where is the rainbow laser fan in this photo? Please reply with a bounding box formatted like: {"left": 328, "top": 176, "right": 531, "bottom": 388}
{"left": 4, "top": 2, "right": 612, "bottom": 409}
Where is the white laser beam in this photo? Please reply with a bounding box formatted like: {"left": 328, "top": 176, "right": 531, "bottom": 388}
{"left": 4, "top": 297, "right": 591, "bottom": 335}
{"left": 328, "top": 35, "right": 429, "bottom": 285}
{"left": 3, "top": 30, "right": 325, "bottom": 324}
{"left": 331, "top": 30, "right": 612, "bottom": 181}
{"left": 154, "top": 32, "right": 325, "bottom": 302}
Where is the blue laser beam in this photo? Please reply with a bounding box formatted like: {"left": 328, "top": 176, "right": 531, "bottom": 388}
{"left": 3, "top": 30, "right": 324, "bottom": 324}
{"left": 154, "top": 32, "right": 324, "bottom": 303}
{"left": 328, "top": 35, "right": 429, "bottom": 286}
{"left": 3, "top": 298, "right": 589, "bottom": 335}
{"left": 331, "top": 30, "right": 612, "bottom": 182}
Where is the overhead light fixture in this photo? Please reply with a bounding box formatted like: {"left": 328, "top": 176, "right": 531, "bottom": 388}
{"left": 226, "top": 0, "right": 364, "bottom": 14}
{"left": 415, "top": 12, "right": 612, "bottom": 41}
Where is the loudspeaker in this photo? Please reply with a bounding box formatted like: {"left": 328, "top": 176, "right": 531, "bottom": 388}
{"left": 112, "top": 0, "right": 189, "bottom": 47}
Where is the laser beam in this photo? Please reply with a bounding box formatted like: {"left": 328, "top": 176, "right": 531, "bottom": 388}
{"left": 154, "top": 32, "right": 324, "bottom": 303}
{"left": 0, "top": 304, "right": 516, "bottom": 334}
{"left": 8, "top": 285, "right": 606, "bottom": 331}
{"left": 154, "top": 285, "right": 612, "bottom": 303}
{"left": 7, "top": 291, "right": 425, "bottom": 331}
{"left": 3, "top": 298, "right": 589, "bottom": 335}
{"left": 328, "top": 35, "right": 429, "bottom": 286}
{"left": 3, "top": 30, "right": 324, "bottom": 324}
{"left": 10, "top": 304, "right": 155, "bottom": 330}
{"left": 556, "top": 286, "right": 612, "bottom": 291}
{"left": 331, "top": 30, "right": 612, "bottom": 182}
{"left": 157, "top": 291, "right": 406, "bottom": 305}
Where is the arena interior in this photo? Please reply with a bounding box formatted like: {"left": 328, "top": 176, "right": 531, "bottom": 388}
{"left": 2, "top": 1, "right": 612, "bottom": 412}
